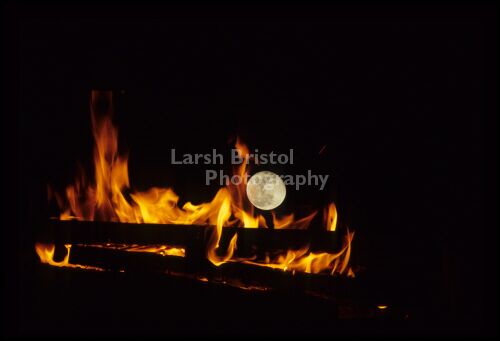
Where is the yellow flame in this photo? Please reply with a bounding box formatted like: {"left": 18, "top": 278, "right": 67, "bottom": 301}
{"left": 35, "top": 243, "right": 104, "bottom": 271}
{"left": 57, "top": 91, "right": 322, "bottom": 230}
{"left": 240, "top": 230, "right": 355, "bottom": 275}
{"left": 48, "top": 91, "right": 355, "bottom": 275}
{"left": 324, "top": 203, "right": 338, "bottom": 231}
{"left": 35, "top": 243, "right": 71, "bottom": 267}
{"left": 207, "top": 194, "right": 238, "bottom": 266}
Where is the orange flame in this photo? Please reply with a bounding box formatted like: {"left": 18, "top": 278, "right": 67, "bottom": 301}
{"left": 272, "top": 211, "right": 318, "bottom": 229}
{"left": 57, "top": 91, "right": 321, "bottom": 229}
{"left": 206, "top": 193, "right": 238, "bottom": 266}
{"left": 240, "top": 230, "right": 354, "bottom": 275}
{"left": 35, "top": 243, "right": 71, "bottom": 267}
{"left": 48, "top": 91, "right": 355, "bottom": 276}
{"left": 324, "top": 203, "right": 338, "bottom": 231}
{"left": 35, "top": 243, "right": 104, "bottom": 271}
{"left": 272, "top": 212, "right": 294, "bottom": 228}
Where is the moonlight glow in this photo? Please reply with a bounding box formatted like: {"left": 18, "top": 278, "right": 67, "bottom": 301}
{"left": 246, "top": 171, "right": 286, "bottom": 210}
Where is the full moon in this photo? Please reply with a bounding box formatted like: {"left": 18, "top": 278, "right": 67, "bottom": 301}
{"left": 246, "top": 171, "right": 286, "bottom": 210}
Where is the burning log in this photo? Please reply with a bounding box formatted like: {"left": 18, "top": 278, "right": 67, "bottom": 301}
{"left": 64, "top": 243, "right": 354, "bottom": 301}
{"left": 41, "top": 219, "right": 204, "bottom": 246}
{"left": 69, "top": 244, "right": 188, "bottom": 273}
{"left": 39, "top": 220, "right": 342, "bottom": 255}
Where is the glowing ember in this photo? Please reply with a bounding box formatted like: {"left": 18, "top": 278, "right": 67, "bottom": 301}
{"left": 81, "top": 243, "right": 186, "bottom": 257}
{"left": 53, "top": 92, "right": 321, "bottom": 228}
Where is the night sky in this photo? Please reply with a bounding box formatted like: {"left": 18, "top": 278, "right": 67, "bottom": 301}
{"left": 3, "top": 4, "right": 498, "bottom": 337}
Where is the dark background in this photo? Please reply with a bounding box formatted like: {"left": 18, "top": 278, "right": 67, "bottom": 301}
{"left": 3, "top": 4, "right": 498, "bottom": 337}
